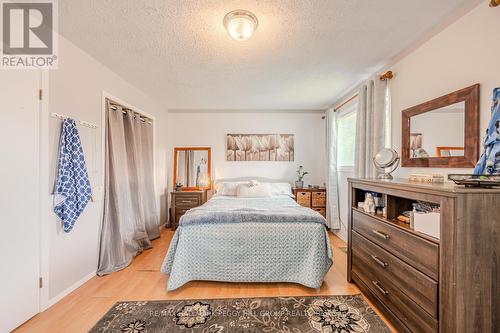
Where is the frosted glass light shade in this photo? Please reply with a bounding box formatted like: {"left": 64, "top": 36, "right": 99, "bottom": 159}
{"left": 223, "top": 10, "right": 258, "bottom": 41}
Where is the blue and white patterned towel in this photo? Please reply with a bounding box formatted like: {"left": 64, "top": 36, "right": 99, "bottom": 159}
{"left": 54, "top": 119, "right": 92, "bottom": 232}
{"left": 474, "top": 88, "right": 500, "bottom": 175}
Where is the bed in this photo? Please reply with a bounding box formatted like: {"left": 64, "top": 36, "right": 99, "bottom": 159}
{"left": 161, "top": 179, "right": 332, "bottom": 291}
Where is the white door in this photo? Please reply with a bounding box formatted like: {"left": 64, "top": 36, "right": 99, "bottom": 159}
{"left": 0, "top": 70, "right": 41, "bottom": 332}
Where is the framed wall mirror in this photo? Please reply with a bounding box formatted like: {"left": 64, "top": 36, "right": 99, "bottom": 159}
{"left": 402, "top": 84, "right": 480, "bottom": 168}
{"left": 173, "top": 147, "right": 211, "bottom": 190}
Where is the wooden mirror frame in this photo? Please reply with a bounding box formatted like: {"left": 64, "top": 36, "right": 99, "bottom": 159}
{"left": 173, "top": 147, "right": 212, "bottom": 190}
{"left": 402, "top": 84, "right": 480, "bottom": 168}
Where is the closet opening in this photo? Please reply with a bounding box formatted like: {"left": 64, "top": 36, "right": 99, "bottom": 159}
{"left": 97, "top": 95, "right": 160, "bottom": 276}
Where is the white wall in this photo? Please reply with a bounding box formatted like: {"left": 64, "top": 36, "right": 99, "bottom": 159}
{"left": 390, "top": 2, "right": 500, "bottom": 177}
{"left": 167, "top": 112, "right": 326, "bottom": 191}
{"left": 42, "top": 36, "right": 168, "bottom": 307}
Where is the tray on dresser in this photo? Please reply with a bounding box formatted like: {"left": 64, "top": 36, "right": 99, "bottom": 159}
{"left": 448, "top": 174, "right": 500, "bottom": 188}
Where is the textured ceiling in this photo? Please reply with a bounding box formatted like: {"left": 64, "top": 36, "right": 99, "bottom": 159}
{"left": 59, "top": 0, "right": 476, "bottom": 110}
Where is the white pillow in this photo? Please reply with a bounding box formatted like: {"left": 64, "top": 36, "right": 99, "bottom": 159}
{"left": 270, "top": 182, "right": 293, "bottom": 197}
{"left": 236, "top": 182, "right": 272, "bottom": 198}
{"left": 214, "top": 182, "right": 242, "bottom": 196}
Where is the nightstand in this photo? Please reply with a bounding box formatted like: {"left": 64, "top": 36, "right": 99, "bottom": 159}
{"left": 170, "top": 190, "right": 207, "bottom": 230}
{"left": 292, "top": 188, "right": 327, "bottom": 217}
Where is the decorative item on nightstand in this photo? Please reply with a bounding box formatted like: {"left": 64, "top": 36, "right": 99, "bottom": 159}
{"left": 170, "top": 190, "right": 207, "bottom": 230}
{"left": 292, "top": 187, "right": 327, "bottom": 217}
{"left": 295, "top": 165, "right": 309, "bottom": 188}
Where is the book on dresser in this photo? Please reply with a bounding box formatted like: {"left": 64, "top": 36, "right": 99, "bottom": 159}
{"left": 292, "top": 187, "right": 326, "bottom": 217}
{"left": 348, "top": 178, "right": 499, "bottom": 333}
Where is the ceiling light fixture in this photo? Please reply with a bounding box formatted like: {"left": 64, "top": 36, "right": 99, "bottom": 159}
{"left": 223, "top": 10, "right": 258, "bottom": 41}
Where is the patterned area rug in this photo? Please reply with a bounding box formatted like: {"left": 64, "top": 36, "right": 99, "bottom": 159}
{"left": 90, "top": 295, "right": 390, "bottom": 333}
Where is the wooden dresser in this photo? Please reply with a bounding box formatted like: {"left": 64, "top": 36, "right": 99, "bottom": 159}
{"left": 348, "top": 178, "right": 499, "bottom": 333}
{"left": 293, "top": 188, "right": 326, "bottom": 217}
{"left": 170, "top": 190, "right": 207, "bottom": 230}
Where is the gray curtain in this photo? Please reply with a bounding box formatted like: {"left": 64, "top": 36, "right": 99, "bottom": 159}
{"left": 325, "top": 108, "right": 340, "bottom": 229}
{"left": 354, "top": 78, "right": 388, "bottom": 178}
{"left": 132, "top": 112, "right": 159, "bottom": 239}
{"left": 176, "top": 151, "right": 196, "bottom": 187}
{"left": 97, "top": 103, "right": 159, "bottom": 275}
{"left": 185, "top": 151, "right": 196, "bottom": 187}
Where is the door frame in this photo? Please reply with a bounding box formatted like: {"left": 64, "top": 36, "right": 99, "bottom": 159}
{"left": 39, "top": 69, "right": 51, "bottom": 311}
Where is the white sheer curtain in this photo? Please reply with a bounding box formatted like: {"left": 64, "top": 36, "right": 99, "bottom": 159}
{"left": 97, "top": 102, "right": 160, "bottom": 275}
{"left": 325, "top": 108, "right": 340, "bottom": 229}
{"left": 355, "top": 77, "right": 388, "bottom": 178}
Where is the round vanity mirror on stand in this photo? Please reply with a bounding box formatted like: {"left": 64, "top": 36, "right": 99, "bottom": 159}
{"left": 373, "top": 148, "right": 400, "bottom": 179}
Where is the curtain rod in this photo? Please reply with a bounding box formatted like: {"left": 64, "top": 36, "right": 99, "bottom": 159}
{"left": 334, "top": 93, "right": 359, "bottom": 112}
{"left": 322, "top": 69, "right": 393, "bottom": 119}
{"left": 108, "top": 101, "right": 152, "bottom": 124}
{"left": 321, "top": 92, "right": 359, "bottom": 119}
{"left": 333, "top": 70, "right": 392, "bottom": 112}
{"left": 379, "top": 70, "right": 393, "bottom": 81}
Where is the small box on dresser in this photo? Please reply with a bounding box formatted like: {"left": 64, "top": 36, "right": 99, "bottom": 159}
{"left": 293, "top": 188, "right": 326, "bottom": 217}
{"left": 170, "top": 190, "right": 207, "bottom": 230}
{"left": 347, "top": 178, "right": 500, "bottom": 333}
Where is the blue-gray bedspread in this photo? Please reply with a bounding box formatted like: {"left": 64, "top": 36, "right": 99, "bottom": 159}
{"left": 161, "top": 195, "right": 333, "bottom": 290}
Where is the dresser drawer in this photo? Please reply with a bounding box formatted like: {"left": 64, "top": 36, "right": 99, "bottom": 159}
{"left": 296, "top": 191, "right": 311, "bottom": 207}
{"left": 352, "top": 209, "right": 438, "bottom": 280}
{"left": 175, "top": 207, "right": 191, "bottom": 215}
{"left": 175, "top": 213, "right": 185, "bottom": 224}
{"left": 312, "top": 208, "right": 326, "bottom": 217}
{"left": 352, "top": 260, "right": 438, "bottom": 333}
{"left": 174, "top": 205, "right": 195, "bottom": 227}
{"left": 311, "top": 191, "right": 326, "bottom": 207}
{"left": 352, "top": 231, "right": 438, "bottom": 318}
{"left": 175, "top": 195, "right": 200, "bottom": 208}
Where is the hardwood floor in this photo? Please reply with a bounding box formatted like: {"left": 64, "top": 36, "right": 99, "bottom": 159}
{"left": 16, "top": 228, "right": 395, "bottom": 332}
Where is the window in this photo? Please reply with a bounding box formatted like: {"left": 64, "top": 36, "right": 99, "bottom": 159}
{"left": 337, "top": 106, "right": 357, "bottom": 168}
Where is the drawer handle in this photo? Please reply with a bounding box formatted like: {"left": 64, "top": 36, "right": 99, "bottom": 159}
{"left": 180, "top": 200, "right": 192, "bottom": 203}
{"left": 372, "top": 229, "right": 390, "bottom": 240}
{"left": 301, "top": 192, "right": 306, "bottom": 195}
{"left": 372, "top": 281, "right": 389, "bottom": 295}
{"left": 371, "top": 255, "right": 388, "bottom": 268}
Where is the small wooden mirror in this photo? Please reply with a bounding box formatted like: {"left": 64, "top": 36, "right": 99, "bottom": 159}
{"left": 173, "top": 147, "right": 211, "bottom": 190}
{"left": 402, "top": 84, "right": 480, "bottom": 168}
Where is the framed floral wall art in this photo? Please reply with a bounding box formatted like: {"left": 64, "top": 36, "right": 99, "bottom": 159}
{"left": 226, "top": 134, "right": 294, "bottom": 161}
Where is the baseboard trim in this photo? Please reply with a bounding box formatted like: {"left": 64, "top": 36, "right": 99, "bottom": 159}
{"left": 333, "top": 230, "right": 347, "bottom": 242}
{"left": 42, "top": 270, "right": 97, "bottom": 311}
